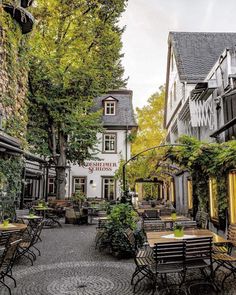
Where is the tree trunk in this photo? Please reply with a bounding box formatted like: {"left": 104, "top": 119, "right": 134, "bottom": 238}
{"left": 55, "top": 130, "right": 67, "bottom": 199}
{"left": 56, "top": 166, "right": 66, "bottom": 199}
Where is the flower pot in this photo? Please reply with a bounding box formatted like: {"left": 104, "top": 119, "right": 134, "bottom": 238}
{"left": 174, "top": 229, "right": 184, "bottom": 237}
{"left": 171, "top": 213, "right": 177, "bottom": 221}
{"left": 3, "top": 220, "right": 9, "bottom": 227}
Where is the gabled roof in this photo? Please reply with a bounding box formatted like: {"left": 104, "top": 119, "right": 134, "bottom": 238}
{"left": 169, "top": 32, "right": 236, "bottom": 82}
{"left": 92, "top": 90, "right": 137, "bottom": 128}
{"left": 102, "top": 96, "right": 118, "bottom": 102}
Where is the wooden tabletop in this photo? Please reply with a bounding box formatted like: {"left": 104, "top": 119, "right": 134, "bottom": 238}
{"left": 137, "top": 208, "right": 163, "bottom": 214}
{"left": 147, "top": 229, "right": 228, "bottom": 246}
{"left": 160, "top": 215, "right": 191, "bottom": 222}
{"left": 0, "top": 223, "right": 27, "bottom": 231}
{"left": 34, "top": 207, "right": 53, "bottom": 211}
{"left": 18, "top": 215, "right": 42, "bottom": 220}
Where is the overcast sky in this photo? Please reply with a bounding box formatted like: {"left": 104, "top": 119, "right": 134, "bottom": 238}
{"left": 120, "top": 0, "right": 236, "bottom": 109}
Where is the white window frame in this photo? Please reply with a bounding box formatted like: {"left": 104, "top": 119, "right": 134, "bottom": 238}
{"left": 103, "top": 133, "right": 117, "bottom": 153}
{"left": 104, "top": 101, "right": 116, "bottom": 115}
{"left": 102, "top": 177, "right": 115, "bottom": 200}
{"left": 73, "top": 177, "right": 87, "bottom": 195}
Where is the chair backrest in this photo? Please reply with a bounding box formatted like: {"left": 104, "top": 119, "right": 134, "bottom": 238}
{"left": 0, "top": 231, "right": 22, "bottom": 271}
{"left": 228, "top": 224, "right": 236, "bottom": 246}
{"left": 185, "top": 237, "right": 212, "bottom": 263}
{"left": 200, "top": 212, "right": 208, "bottom": 229}
{"left": 123, "top": 228, "right": 136, "bottom": 251}
{"left": 178, "top": 221, "right": 197, "bottom": 229}
{"left": 159, "top": 208, "right": 172, "bottom": 216}
{"left": 143, "top": 220, "right": 165, "bottom": 232}
{"left": 195, "top": 211, "right": 208, "bottom": 229}
{"left": 153, "top": 241, "right": 185, "bottom": 269}
{"left": 16, "top": 209, "right": 29, "bottom": 217}
{"left": 144, "top": 209, "right": 159, "bottom": 219}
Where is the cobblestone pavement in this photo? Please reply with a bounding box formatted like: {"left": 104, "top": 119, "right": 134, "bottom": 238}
{"left": 0, "top": 223, "right": 235, "bottom": 295}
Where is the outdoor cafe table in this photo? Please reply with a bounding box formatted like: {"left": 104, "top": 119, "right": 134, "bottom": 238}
{"left": 160, "top": 215, "right": 191, "bottom": 222}
{"left": 0, "top": 223, "right": 27, "bottom": 231}
{"left": 137, "top": 207, "right": 164, "bottom": 215}
{"left": 146, "top": 229, "right": 228, "bottom": 247}
{"left": 18, "top": 215, "right": 42, "bottom": 220}
{"left": 34, "top": 206, "right": 53, "bottom": 217}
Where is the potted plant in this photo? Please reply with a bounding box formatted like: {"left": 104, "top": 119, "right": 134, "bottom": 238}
{"left": 29, "top": 209, "right": 35, "bottom": 217}
{"left": 2, "top": 215, "right": 9, "bottom": 227}
{"left": 171, "top": 209, "right": 177, "bottom": 221}
{"left": 173, "top": 223, "right": 184, "bottom": 237}
{"left": 71, "top": 191, "right": 86, "bottom": 207}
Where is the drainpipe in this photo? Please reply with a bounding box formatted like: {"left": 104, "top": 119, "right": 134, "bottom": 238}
{"left": 125, "top": 126, "right": 128, "bottom": 162}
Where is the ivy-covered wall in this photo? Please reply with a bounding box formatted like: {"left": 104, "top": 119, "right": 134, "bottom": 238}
{"left": 0, "top": 6, "right": 29, "bottom": 143}
{"left": 0, "top": 5, "right": 30, "bottom": 213}
{"left": 165, "top": 136, "right": 236, "bottom": 230}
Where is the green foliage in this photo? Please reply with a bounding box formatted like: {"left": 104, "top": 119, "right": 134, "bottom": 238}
{"left": 0, "top": 10, "right": 29, "bottom": 144}
{"left": 98, "top": 204, "right": 138, "bottom": 257}
{"left": 27, "top": 0, "right": 128, "bottom": 197}
{"left": 108, "top": 203, "right": 138, "bottom": 230}
{"left": 0, "top": 157, "right": 23, "bottom": 220}
{"left": 164, "top": 136, "right": 236, "bottom": 228}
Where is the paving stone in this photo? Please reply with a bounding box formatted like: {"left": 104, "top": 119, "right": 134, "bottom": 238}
{"left": 0, "top": 223, "right": 235, "bottom": 294}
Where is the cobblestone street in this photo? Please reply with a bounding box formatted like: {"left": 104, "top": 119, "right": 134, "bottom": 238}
{"left": 0, "top": 223, "right": 152, "bottom": 295}
{"left": 0, "top": 223, "right": 235, "bottom": 295}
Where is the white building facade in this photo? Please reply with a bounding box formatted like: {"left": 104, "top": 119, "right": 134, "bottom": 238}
{"left": 164, "top": 32, "right": 236, "bottom": 216}
{"left": 67, "top": 90, "right": 137, "bottom": 200}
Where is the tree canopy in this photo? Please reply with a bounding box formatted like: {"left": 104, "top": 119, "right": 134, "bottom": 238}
{"left": 27, "top": 0, "right": 128, "bottom": 197}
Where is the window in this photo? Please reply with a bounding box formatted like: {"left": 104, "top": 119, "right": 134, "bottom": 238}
{"left": 209, "top": 178, "right": 218, "bottom": 221}
{"left": 187, "top": 179, "right": 193, "bottom": 209}
{"left": 25, "top": 179, "right": 33, "bottom": 197}
{"left": 229, "top": 171, "right": 236, "bottom": 224}
{"left": 104, "top": 101, "right": 116, "bottom": 115}
{"left": 48, "top": 178, "right": 56, "bottom": 195}
{"left": 103, "top": 133, "right": 116, "bottom": 153}
{"left": 102, "top": 177, "right": 115, "bottom": 200}
{"left": 73, "top": 177, "right": 86, "bottom": 194}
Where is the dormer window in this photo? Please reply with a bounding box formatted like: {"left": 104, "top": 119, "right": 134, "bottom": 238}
{"left": 105, "top": 101, "right": 115, "bottom": 115}
{"left": 103, "top": 96, "right": 117, "bottom": 115}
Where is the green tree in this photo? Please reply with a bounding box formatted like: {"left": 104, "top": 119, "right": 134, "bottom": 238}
{"left": 132, "top": 86, "right": 166, "bottom": 155}
{"left": 115, "top": 87, "right": 166, "bottom": 196}
{"left": 27, "top": 0, "right": 127, "bottom": 198}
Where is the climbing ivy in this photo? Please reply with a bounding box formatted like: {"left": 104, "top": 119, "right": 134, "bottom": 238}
{"left": 0, "top": 8, "right": 29, "bottom": 145}
{"left": 165, "top": 136, "right": 236, "bottom": 229}
{"left": 0, "top": 6, "right": 30, "bottom": 215}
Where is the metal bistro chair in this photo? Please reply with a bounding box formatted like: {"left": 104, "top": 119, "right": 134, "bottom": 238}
{"left": 195, "top": 211, "right": 209, "bottom": 229}
{"left": 123, "top": 228, "right": 154, "bottom": 293}
{"left": 185, "top": 237, "right": 213, "bottom": 281}
{"left": 143, "top": 220, "right": 165, "bottom": 232}
{"left": 151, "top": 241, "right": 186, "bottom": 295}
{"left": 17, "top": 221, "right": 44, "bottom": 265}
{"left": 159, "top": 208, "right": 172, "bottom": 216}
{"left": 212, "top": 225, "right": 236, "bottom": 288}
{"left": 178, "top": 221, "right": 197, "bottom": 230}
{"left": 143, "top": 210, "right": 160, "bottom": 220}
{"left": 0, "top": 231, "right": 22, "bottom": 295}
{"left": 213, "top": 224, "right": 236, "bottom": 254}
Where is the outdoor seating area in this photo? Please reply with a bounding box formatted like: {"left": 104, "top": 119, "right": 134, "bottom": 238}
{"left": 0, "top": 217, "right": 44, "bottom": 294}
{"left": 92, "top": 200, "right": 236, "bottom": 294}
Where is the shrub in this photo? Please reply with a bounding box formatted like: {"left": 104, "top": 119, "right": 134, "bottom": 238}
{"left": 98, "top": 204, "right": 139, "bottom": 257}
